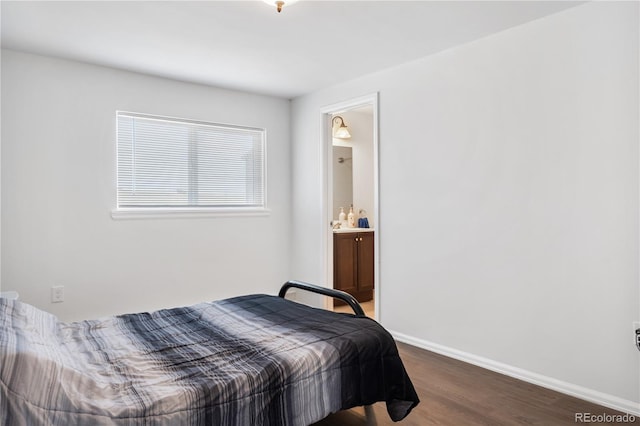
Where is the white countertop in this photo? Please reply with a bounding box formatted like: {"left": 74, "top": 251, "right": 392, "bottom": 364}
{"left": 333, "top": 227, "right": 374, "bottom": 233}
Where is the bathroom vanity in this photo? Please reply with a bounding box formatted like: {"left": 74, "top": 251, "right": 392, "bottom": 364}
{"left": 333, "top": 229, "right": 374, "bottom": 305}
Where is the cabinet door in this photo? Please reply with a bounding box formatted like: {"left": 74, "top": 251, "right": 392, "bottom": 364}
{"left": 334, "top": 233, "right": 357, "bottom": 294}
{"left": 357, "top": 232, "right": 374, "bottom": 291}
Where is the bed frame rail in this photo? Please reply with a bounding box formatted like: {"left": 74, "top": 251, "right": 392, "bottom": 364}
{"left": 278, "top": 280, "right": 365, "bottom": 316}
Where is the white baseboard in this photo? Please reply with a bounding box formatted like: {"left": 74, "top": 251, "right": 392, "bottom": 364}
{"left": 390, "top": 330, "right": 640, "bottom": 417}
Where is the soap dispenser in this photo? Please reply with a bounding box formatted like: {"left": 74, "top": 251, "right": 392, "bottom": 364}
{"left": 347, "top": 205, "right": 356, "bottom": 228}
{"left": 338, "top": 207, "right": 346, "bottom": 227}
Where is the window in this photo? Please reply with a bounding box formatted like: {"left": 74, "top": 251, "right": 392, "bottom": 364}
{"left": 115, "top": 112, "right": 266, "bottom": 217}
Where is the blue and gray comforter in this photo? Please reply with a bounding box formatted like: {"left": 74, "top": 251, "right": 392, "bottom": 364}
{"left": 0, "top": 294, "right": 418, "bottom": 425}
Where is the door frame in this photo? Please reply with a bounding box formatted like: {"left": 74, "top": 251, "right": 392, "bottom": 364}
{"left": 320, "top": 93, "right": 380, "bottom": 320}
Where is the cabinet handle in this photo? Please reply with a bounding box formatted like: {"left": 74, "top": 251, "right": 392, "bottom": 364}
{"left": 359, "top": 237, "right": 363, "bottom": 241}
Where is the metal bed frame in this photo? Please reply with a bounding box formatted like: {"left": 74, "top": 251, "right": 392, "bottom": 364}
{"left": 278, "top": 280, "right": 365, "bottom": 316}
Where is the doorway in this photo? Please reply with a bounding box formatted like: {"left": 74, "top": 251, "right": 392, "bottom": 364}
{"left": 321, "top": 94, "right": 379, "bottom": 320}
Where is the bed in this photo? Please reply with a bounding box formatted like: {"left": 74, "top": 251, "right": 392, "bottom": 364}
{"left": 0, "top": 280, "right": 419, "bottom": 425}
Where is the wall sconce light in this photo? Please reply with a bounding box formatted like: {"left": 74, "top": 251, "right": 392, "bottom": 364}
{"left": 332, "top": 116, "right": 352, "bottom": 139}
{"left": 262, "top": 0, "right": 299, "bottom": 13}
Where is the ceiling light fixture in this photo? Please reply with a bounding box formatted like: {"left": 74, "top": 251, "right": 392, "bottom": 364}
{"left": 262, "top": 0, "right": 299, "bottom": 13}
{"left": 332, "top": 116, "right": 351, "bottom": 139}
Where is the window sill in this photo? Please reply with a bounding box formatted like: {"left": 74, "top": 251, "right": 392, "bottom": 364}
{"left": 111, "top": 207, "right": 271, "bottom": 220}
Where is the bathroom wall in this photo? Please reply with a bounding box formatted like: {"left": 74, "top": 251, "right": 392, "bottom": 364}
{"left": 333, "top": 109, "right": 375, "bottom": 228}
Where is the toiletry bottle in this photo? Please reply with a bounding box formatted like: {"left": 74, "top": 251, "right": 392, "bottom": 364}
{"left": 347, "top": 205, "right": 356, "bottom": 228}
{"left": 338, "top": 207, "right": 346, "bottom": 226}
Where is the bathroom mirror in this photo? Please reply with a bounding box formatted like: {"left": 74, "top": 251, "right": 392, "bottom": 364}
{"left": 332, "top": 145, "right": 353, "bottom": 221}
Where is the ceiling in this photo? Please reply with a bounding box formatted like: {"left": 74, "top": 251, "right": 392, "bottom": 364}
{"left": 1, "top": 1, "right": 583, "bottom": 99}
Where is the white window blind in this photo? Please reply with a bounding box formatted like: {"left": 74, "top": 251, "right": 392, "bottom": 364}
{"left": 116, "top": 112, "right": 265, "bottom": 211}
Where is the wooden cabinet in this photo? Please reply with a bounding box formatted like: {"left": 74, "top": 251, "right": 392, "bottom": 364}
{"left": 333, "top": 231, "right": 374, "bottom": 304}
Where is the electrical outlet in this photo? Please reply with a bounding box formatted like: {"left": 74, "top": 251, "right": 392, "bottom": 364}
{"left": 634, "top": 322, "right": 640, "bottom": 352}
{"left": 51, "top": 286, "right": 64, "bottom": 303}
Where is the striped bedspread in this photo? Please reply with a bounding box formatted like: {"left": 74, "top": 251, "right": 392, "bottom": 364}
{"left": 0, "top": 294, "right": 419, "bottom": 425}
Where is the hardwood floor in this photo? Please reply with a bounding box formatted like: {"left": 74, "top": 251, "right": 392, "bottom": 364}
{"left": 313, "top": 342, "right": 638, "bottom": 426}
{"left": 333, "top": 299, "right": 375, "bottom": 318}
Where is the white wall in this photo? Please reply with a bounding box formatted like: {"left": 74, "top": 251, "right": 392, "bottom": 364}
{"left": 1, "top": 49, "right": 291, "bottom": 321}
{"left": 291, "top": 1, "right": 639, "bottom": 412}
